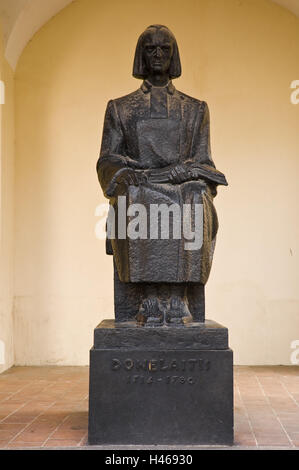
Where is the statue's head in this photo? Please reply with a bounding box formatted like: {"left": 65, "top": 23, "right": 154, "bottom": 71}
{"left": 133, "top": 25, "right": 181, "bottom": 80}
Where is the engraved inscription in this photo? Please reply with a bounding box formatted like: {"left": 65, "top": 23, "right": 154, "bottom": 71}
{"left": 126, "top": 375, "right": 196, "bottom": 385}
{"left": 111, "top": 358, "right": 210, "bottom": 372}
{"left": 111, "top": 357, "right": 210, "bottom": 385}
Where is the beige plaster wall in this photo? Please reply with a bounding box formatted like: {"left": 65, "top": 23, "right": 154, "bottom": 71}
{"left": 0, "top": 20, "right": 15, "bottom": 373}
{"left": 14, "top": 0, "right": 299, "bottom": 365}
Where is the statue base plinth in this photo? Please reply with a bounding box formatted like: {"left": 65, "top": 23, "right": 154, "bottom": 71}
{"left": 88, "top": 320, "right": 234, "bottom": 446}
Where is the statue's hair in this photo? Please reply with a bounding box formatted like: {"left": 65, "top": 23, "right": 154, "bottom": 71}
{"left": 133, "top": 25, "right": 182, "bottom": 79}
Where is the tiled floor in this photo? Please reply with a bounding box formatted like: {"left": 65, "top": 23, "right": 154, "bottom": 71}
{"left": 0, "top": 366, "right": 298, "bottom": 449}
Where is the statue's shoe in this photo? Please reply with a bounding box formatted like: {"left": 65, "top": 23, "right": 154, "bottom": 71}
{"left": 165, "top": 296, "right": 191, "bottom": 326}
{"left": 136, "top": 297, "right": 164, "bottom": 327}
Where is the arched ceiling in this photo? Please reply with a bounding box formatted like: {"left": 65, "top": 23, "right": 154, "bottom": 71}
{"left": 0, "top": 0, "right": 298, "bottom": 70}
{"left": 272, "top": 0, "right": 299, "bottom": 17}
{"left": 0, "top": 0, "right": 73, "bottom": 69}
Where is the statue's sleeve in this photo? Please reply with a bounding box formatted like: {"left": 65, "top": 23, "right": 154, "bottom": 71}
{"left": 190, "top": 101, "right": 215, "bottom": 167}
{"left": 96, "top": 100, "right": 129, "bottom": 198}
{"left": 188, "top": 101, "right": 227, "bottom": 192}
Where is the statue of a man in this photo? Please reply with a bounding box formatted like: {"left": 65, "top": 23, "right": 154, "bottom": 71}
{"left": 97, "top": 25, "right": 227, "bottom": 327}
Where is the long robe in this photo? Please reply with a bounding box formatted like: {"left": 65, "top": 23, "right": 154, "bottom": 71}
{"left": 97, "top": 80, "right": 226, "bottom": 285}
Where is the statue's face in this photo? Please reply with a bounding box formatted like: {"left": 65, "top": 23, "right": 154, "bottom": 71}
{"left": 142, "top": 28, "right": 174, "bottom": 77}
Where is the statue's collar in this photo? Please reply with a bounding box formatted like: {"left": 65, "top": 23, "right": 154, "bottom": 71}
{"left": 141, "top": 80, "right": 175, "bottom": 95}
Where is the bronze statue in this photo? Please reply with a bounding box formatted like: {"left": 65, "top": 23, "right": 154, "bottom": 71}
{"left": 97, "top": 25, "right": 227, "bottom": 327}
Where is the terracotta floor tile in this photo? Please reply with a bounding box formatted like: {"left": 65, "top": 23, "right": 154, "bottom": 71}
{"left": 280, "top": 424, "right": 299, "bottom": 435}
{"left": 0, "top": 422, "right": 27, "bottom": 431}
{"left": 12, "top": 428, "right": 53, "bottom": 443}
{"left": 50, "top": 428, "right": 87, "bottom": 440}
{"left": 0, "top": 365, "right": 298, "bottom": 448}
{"left": 42, "top": 414, "right": 71, "bottom": 423}
{"left": 15, "top": 402, "right": 52, "bottom": 412}
{"left": 0, "top": 385, "right": 23, "bottom": 393}
{"left": 56, "top": 395, "right": 87, "bottom": 403}
{"left": 3, "top": 414, "right": 41, "bottom": 424}
{"left": 0, "top": 393, "right": 14, "bottom": 402}
{"left": 0, "top": 404, "right": 25, "bottom": 422}
{"left": 288, "top": 393, "right": 299, "bottom": 401}
{"left": 255, "top": 436, "right": 291, "bottom": 447}
{"left": 43, "top": 439, "right": 80, "bottom": 448}
{"left": 2, "top": 397, "right": 30, "bottom": 405}
{"left": 0, "top": 423, "right": 27, "bottom": 441}
{"left": 7, "top": 441, "right": 45, "bottom": 449}
{"left": 234, "top": 434, "right": 256, "bottom": 446}
{"left": 0, "top": 430, "right": 15, "bottom": 441}
{"left": 0, "top": 440, "right": 12, "bottom": 448}
{"left": 275, "top": 411, "right": 299, "bottom": 419}
{"left": 279, "top": 421, "right": 299, "bottom": 430}
{"left": 24, "top": 422, "right": 59, "bottom": 434}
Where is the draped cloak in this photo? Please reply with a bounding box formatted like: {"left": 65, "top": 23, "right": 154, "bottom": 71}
{"left": 97, "top": 80, "right": 227, "bottom": 284}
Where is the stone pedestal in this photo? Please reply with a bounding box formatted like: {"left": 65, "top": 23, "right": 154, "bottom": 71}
{"left": 88, "top": 320, "right": 233, "bottom": 446}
